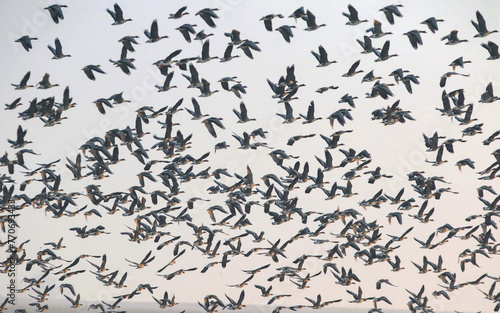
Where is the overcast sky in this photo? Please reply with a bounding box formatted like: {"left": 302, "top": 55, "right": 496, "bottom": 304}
{"left": 1, "top": 1, "right": 500, "bottom": 312}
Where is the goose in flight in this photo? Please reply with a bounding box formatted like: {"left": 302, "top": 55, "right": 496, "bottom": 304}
{"left": 237, "top": 40, "right": 261, "bottom": 59}
{"left": 176, "top": 24, "right": 197, "bottom": 43}
{"left": 366, "top": 20, "right": 392, "bottom": 38}
{"left": 441, "top": 30, "right": 468, "bottom": 45}
{"left": 197, "top": 39, "right": 218, "bottom": 63}
{"left": 312, "top": 45, "right": 336, "bottom": 67}
{"left": 155, "top": 71, "right": 177, "bottom": 92}
{"left": 300, "top": 101, "right": 322, "bottom": 124}
{"left": 342, "top": 60, "right": 363, "bottom": 77}
{"left": 379, "top": 4, "right": 403, "bottom": 25}
{"left": 421, "top": 17, "right": 444, "bottom": 33}
{"left": 304, "top": 10, "right": 326, "bottom": 31}
{"left": 48, "top": 37, "right": 71, "bottom": 59}
{"left": 374, "top": 40, "right": 398, "bottom": 62}
{"left": 44, "top": 4, "right": 67, "bottom": 24}
{"left": 145, "top": 19, "right": 169, "bottom": 42}
{"left": 11, "top": 71, "right": 33, "bottom": 89}
{"left": 82, "top": 65, "right": 106, "bottom": 81}
{"left": 260, "top": 14, "right": 284, "bottom": 31}
{"left": 471, "top": 10, "right": 498, "bottom": 37}
{"left": 233, "top": 102, "right": 255, "bottom": 123}
{"left": 107, "top": 3, "right": 132, "bottom": 25}
{"left": 403, "top": 30, "right": 426, "bottom": 49}
{"left": 169, "top": 6, "right": 189, "bottom": 19}
{"left": 202, "top": 117, "right": 225, "bottom": 138}
{"left": 347, "top": 286, "right": 375, "bottom": 303}
{"left": 15, "top": 35, "right": 38, "bottom": 52}
{"left": 275, "top": 25, "right": 296, "bottom": 43}
{"left": 479, "top": 82, "right": 500, "bottom": 103}
{"left": 357, "top": 36, "right": 379, "bottom": 54}
{"left": 343, "top": 4, "right": 368, "bottom": 25}
{"left": 449, "top": 56, "right": 472, "bottom": 70}
{"left": 196, "top": 8, "right": 219, "bottom": 28}
{"left": 37, "top": 73, "right": 59, "bottom": 89}
{"left": 481, "top": 41, "right": 499, "bottom": 60}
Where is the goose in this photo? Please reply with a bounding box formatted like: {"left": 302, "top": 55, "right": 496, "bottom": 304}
{"left": 202, "top": 117, "right": 225, "bottom": 137}
{"left": 197, "top": 39, "right": 218, "bottom": 63}
{"left": 312, "top": 45, "right": 336, "bottom": 67}
{"left": 218, "top": 76, "right": 240, "bottom": 90}
{"left": 255, "top": 284, "right": 273, "bottom": 297}
{"left": 11, "top": 71, "right": 33, "bottom": 89}
{"left": 401, "top": 74, "right": 420, "bottom": 94}
{"left": 276, "top": 102, "right": 301, "bottom": 123}
{"left": 403, "top": 30, "right": 426, "bottom": 49}
{"left": 287, "top": 134, "right": 315, "bottom": 146}
{"left": 327, "top": 109, "right": 353, "bottom": 128}
{"left": 304, "top": 10, "right": 326, "bottom": 31}
{"left": 196, "top": 8, "right": 219, "bottom": 28}
{"left": 342, "top": 60, "right": 363, "bottom": 77}
{"left": 237, "top": 40, "right": 261, "bottom": 59}
{"left": 275, "top": 25, "right": 296, "bottom": 43}
{"left": 106, "top": 3, "right": 132, "bottom": 25}
{"left": 449, "top": 56, "right": 472, "bottom": 70}
{"left": 374, "top": 40, "right": 398, "bottom": 62}
{"left": 339, "top": 180, "right": 358, "bottom": 197}
{"left": 176, "top": 24, "right": 197, "bottom": 43}
{"left": 425, "top": 145, "right": 447, "bottom": 166}
{"left": 379, "top": 4, "right": 403, "bottom": 25}
{"left": 186, "top": 98, "right": 208, "bottom": 120}
{"left": 389, "top": 68, "right": 409, "bottom": 84}
{"left": 316, "top": 85, "right": 338, "bottom": 93}
{"left": 472, "top": 10, "right": 498, "bottom": 37}
{"left": 233, "top": 102, "right": 255, "bottom": 123}
{"left": 199, "top": 78, "right": 219, "bottom": 97}
{"left": 456, "top": 158, "right": 475, "bottom": 171}
{"left": 347, "top": 286, "right": 375, "bottom": 303}
{"left": 289, "top": 6, "right": 307, "bottom": 22}
{"left": 64, "top": 293, "right": 82, "bottom": 308}
{"left": 441, "top": 30, "right": 468, "bottom": 45}
{"left": 357, "top": 36, "right": 379, "bottom": 54}
{"left": 37, "top": 73, "right": 59, "bottom": 89}
{"left": 260, "top": 14, "right": 284, "bottom": 31}
{"left": 119, "top": 35, "right": 140, "bottom": 52}
{"left": 8, "top": 125, "right": 32, "bottom": 148}
{"left": 144, "top": 19, "right": 168, "bottom": 42}
{"left": 366, "top": 81, "right": 394, "bottom": 99}
{"left": 44, "top": 4, "right": 67, "bottom": 24}
{"left": 343, "top": 4, "right": 368, "bottom": 25}
{"left": 195, "top": 30, "right": 214, "bottom": 41}
{"left": 225, "top": 29, "right": 242, "bottom": 45}
{"left": 305, "top": 294, "right": 341, "bottom": 309}
{"left": 479, "top": 82, "right": 500, "bottom": 103}
{"left": 169, "top": 6, "right": 189, "bottom": 19}
{"left": 439, "top": 72, "right": 469, "bottom": 87}
{"left": 300, "top": 101, "right": 322, "bottom": 124}
{"left": 15, "top": 35, "right": 38, "bottom": 52}
{"left": 109, "top": 46, "right": 135, "bottom": 75}
{"left": 455, "top": 104, "right": 477, "bottom": 125}
{"left": 125, "top": 250, "right": 155, "bottom": 268}
{"left": 481, "top": 41, "right": 500, "bottom": 60}
{"left": 362, "top": 70, "right": 382, "bottom": 83}
{"left": 220, "top": 44, "right": 240, "bottom": 62}
{"left": 155, "top": 72, "right": 177, "bottom": 92}
{"left": 367, "top": 20, "right": 392, "bottom": 38}
{"left": 82, "top": 65, "right": 106, "bottom": 81}
{"left": 228, "top": 84, "right": 247, "bottom": 99}
{"left": 421, "top": 17, "right": 444, "bottom": 33}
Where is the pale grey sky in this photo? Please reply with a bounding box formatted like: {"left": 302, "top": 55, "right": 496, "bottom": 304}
{"left": 1, "top": 1, "right": 500, "bottom": 312}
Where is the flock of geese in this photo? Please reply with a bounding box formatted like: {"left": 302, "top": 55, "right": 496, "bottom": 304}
{"left": 2, "top": 2, "right": 500, "bottom": 313}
